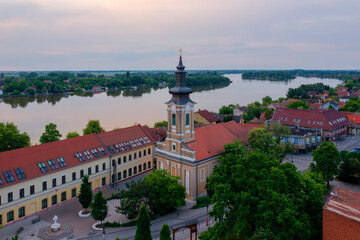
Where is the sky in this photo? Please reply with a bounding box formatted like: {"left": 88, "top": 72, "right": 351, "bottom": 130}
{"left": 0, "top": 0, "right": 359, "bottom": 71}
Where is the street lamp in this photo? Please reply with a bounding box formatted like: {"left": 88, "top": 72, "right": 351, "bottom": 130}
{"left": 101, "top": 208, "right": 106, "bottom": 240}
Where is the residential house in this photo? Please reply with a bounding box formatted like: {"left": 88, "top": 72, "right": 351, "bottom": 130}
{"left": 320, "top": 100, "right": 339, "bottom": 111}
{"left": 346, "top": 115, "right": 360, "bottom": 135}
{"left": 194, "top": 109, "right": 219, "bottom": 124}
{"left": 272, "top": 108, "right": 350, "bottom": 141}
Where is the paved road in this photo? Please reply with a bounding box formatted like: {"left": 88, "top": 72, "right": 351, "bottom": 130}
{"left": 283, "top": 135, "right": 360, "bottom": 172}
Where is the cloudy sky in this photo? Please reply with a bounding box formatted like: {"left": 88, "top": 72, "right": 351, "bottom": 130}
{"left": 0, "top": 0, "right": 359, "bottom": 70}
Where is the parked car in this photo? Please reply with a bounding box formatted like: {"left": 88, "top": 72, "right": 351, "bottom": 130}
{"left": 354, "top": 147, "right": 360, "bottom": 152}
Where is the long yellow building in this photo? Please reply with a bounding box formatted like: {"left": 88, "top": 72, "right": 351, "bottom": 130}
{"left": 0, "top": 125, "right": 155, "bottom": 226}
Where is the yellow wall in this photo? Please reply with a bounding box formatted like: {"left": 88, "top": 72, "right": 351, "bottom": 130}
{"left": 0, "top": 145, "right": 154, "bottom": 226}
{"left": 194, "top": 112, "right": 211, "bottom": 125}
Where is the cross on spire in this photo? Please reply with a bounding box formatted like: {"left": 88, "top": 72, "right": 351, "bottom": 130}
{"left": 179, "top": 48, "right": 182, "bottom": 57}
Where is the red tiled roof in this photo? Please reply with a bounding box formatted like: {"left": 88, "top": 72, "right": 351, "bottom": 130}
{"left": 347, "top": 115, "right": 360, "bottom": 125}
{"left": 142, "top": 126, "right": 167, "bottom": 142}
{"left": 196, "top": 109, "right": 219, "bottom": 123}
{"left": 247, "top": 118, "right": 266, "bottom": 125}
{"left": 186, "top": 121, "right": 259, "bottom": 161}
{"left": 0, "top": 125, "right": 153, "bottom": 189}
{"left": 324, "top": 187, "right": 360, "bottom": 223}
{"left": 309, "top": 103, "right": 322, "bottom": 111}
{"left": 337, "top": 91, "right": 349, "bottom": 97}
{"left": 272, "top": 108, "right": 350, "bottom": 131}
{"left": 336, "top": 87, "right": 348, "bottom": 92}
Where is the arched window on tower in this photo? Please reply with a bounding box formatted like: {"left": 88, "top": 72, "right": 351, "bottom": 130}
{"left": 186, "top": 113, "right": 190, "bottom": 126}
{"left": 172, "top": 113, "right": 176, "bottom": 126}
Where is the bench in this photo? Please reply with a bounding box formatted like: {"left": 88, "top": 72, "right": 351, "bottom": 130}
{"left": 16, "top": 226, "right": 24, "bottom": 234}
{"left": 32, "top": 217, "right": 41, "bottom": 224}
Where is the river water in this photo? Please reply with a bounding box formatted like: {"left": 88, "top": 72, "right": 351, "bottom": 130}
{"left": 0, "top": 74, "right": 342, "bottom": 143}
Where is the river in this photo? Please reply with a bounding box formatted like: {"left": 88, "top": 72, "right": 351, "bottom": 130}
{"left": 0, "top": 74, "right": 342, "bottom": 143}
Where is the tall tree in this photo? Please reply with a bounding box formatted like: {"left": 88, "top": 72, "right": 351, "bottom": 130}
{"left": 78, "top": 175, "right": 93, "bottom": 214}
{"left": 160, "top": 223, "right": 171, "bottom": 240}
{"left": 135, "top": 205, "right": 152, "bottom": 240}
{"left": 83, "top": 120, "right": 104, "bottom": 135}
{"left": 0, "top": 122, "right": 30, "bottom": 152}
{"left": 247, "top": 126, "right": 290, "bottom": 161}
{"left": 116, "top": 170, "right": 186, "bottom": 217}
{"left": 146, "top": 170, "right": 186, "bottom": 216}
{"left": 90, "top": 191, "right": 108, "bottom": 227}
{"left": 66, "top": 131, "right": 80, "bottom": 139}
{"left": 201, "top": 141, "right": 324, "bottom": 240}
{"left": 39, "top": 123, "right": 62, "bottom": 144}
{"left": 311, "top": 141, "right": 340, "bottom": 188}
{"left": 116, "top": 179, "right": 151, "bottom": 219}
{"left": 286, "top": 101, "right": 309, "bottom": 110}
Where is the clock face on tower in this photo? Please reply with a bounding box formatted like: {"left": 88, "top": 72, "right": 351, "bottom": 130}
{"left": 171, "top": 104, "right": 176, "bottom": 113}
{"left": 186, "top": 104, "right": 191, "bottom": 112}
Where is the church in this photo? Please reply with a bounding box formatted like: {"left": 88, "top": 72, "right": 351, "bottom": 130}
{"left": 155, "top": 53, "right": 259, "bottom": 200}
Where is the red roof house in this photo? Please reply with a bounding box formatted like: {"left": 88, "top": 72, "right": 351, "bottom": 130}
{"left": 194, "top": 109, "right": 219, "bottom": 124}
{"left": 272, "top": 108, "right": 350, "bottom": 140}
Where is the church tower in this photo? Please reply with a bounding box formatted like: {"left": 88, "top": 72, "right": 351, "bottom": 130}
{"left": 165, "top": 51, "right": 196, "bottom": 153}
{"left": 156, "top": 51, "right": 197, "bottom": 185}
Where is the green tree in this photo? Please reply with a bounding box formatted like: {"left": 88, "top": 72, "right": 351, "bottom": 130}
{"left": 219, "top": 105, "right": 233, "bottom": 114}
{"left": 311, "top": 141, "right": 340, "bottom": 188}
{"left": 83, "top": 120, "right": 104, "bottom": 135}
{"left": 154, "top": 121, "right": 168, "bottom": 127}
{"left": 160, "top": 223, "right": 171, "bottom": 240}
{"left": 0, "top": 122, "right": 30, "bottom": 152}
{"left": 78, "top": 175, "right": 93, "bottom": 214}
{"left": 90, "top": 191, "right": 108, "bottom": 227}
{"left": 249, "top": 228, "right": 277, "bottom": 240}
{"left": 25, "top": 87, "right": 36, "bottom": 96}
{"left": 116, "top": 179, "right": 151, "bottom": 219}
{"left": 12, "top": 232, "right": 19, "bottom": 240}
{"left": 66, "top": 131, "right": 80, "bottom": 139}
{"left": 263, "top": 109, "right": 273, "bottom": 120}
{"left": 243, "top": 102, "right": 266, "bottom": 122}
{"left": 338, "top": 151, "right": 360, "bottom": 183}
{"left": 146, "top": 170, "right": 186, "bottom": 216}
{"left": 262, "top": 96, "right": 272, "bottom": 106}
{"left": 247, "top": 126, "right": 290, "bottom": 161}
{"left": 202, "top": 141, "right": 323, "bottom": 240}
{"left": 135, "top": 205, "right": 152, "bottom": 240}
{"left": 286, "top": 101, "right": 309, "bottom": 110}
{"left": 39, "top": 123, "right": 62, "bottom": 144}
{"left": 117, "top": 170, "right": 186, "bottom": 217}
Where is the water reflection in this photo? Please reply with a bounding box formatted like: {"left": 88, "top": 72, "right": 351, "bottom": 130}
{"left": 1, "top": 82, "right": 231, "bottom": 108}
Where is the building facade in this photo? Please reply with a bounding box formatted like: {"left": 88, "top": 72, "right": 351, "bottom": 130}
{"left": 0, "top": 125, "right": 155, "bottom": 226}
{"left": 272, "top": 108, "right": 350, "bottom": 141}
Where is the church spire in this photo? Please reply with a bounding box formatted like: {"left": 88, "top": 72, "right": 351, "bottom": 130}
{"left": 167, "top": 51, "right": 195, "bottom": 105}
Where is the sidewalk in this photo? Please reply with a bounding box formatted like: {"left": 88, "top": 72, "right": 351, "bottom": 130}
{"left": 0, "top": 179, "right": 210, "bottom": 240}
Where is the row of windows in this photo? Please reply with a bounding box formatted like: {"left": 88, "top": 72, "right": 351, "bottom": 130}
{"left": 1, "top": 205, "right": 25, "bottom": 224}
{"left": 2, "top": 151, "right": 151, "bottom": 204}
{"left": 112, "top": 148, "right": 151, "bottom": 167}
{"left": 172, "top": 113, "right": 190, "bottom": 126}
{"left": 2, "top": 163, "right": 107, "bottom": 204}
{"left": 2, "top": 177, "right": 109, "bottom": 224}
{"left": 112, "top": 161, "right": 152, "bottom": 183}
